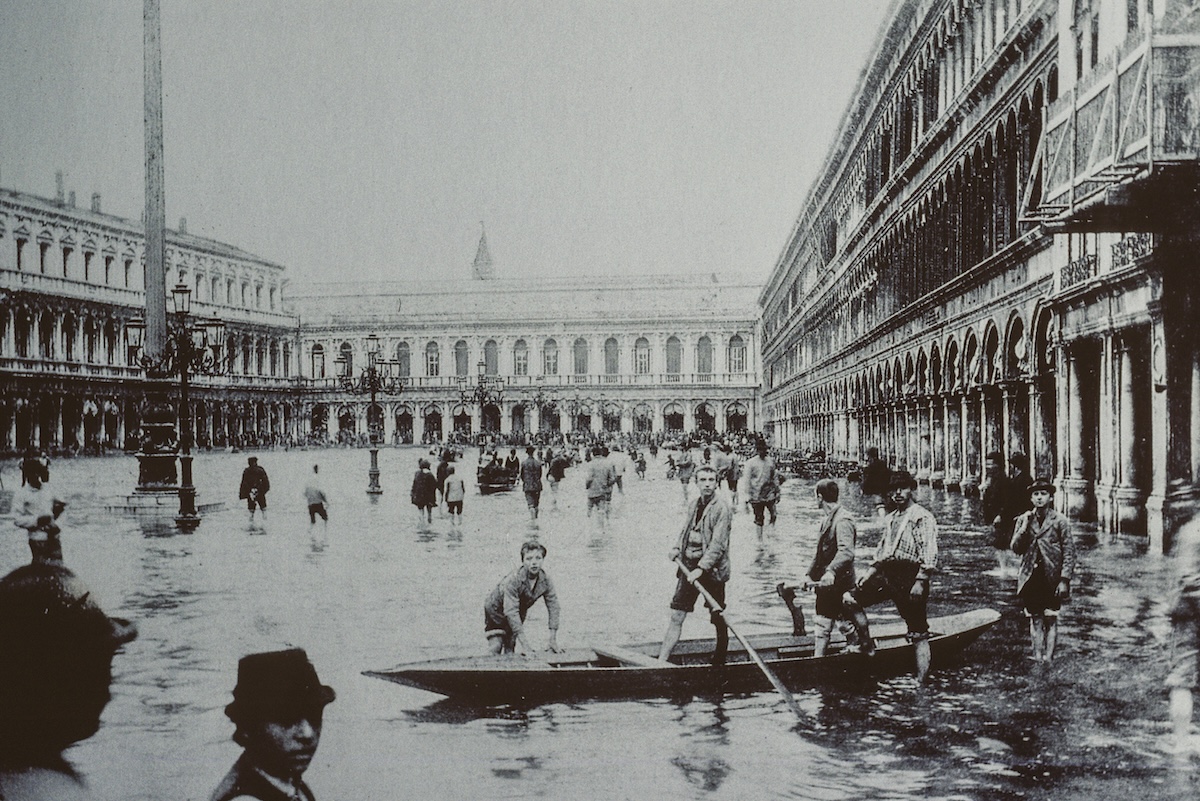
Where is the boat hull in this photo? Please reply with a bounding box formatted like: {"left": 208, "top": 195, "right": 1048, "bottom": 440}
{"left": 366, "top": 608, "right": 1001, "bottom": 705}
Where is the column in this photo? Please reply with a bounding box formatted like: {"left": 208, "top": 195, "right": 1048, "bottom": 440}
{"left": 917, "top": 401, "right": 931, "bottom": 482}
{"left": 500, "top": 402, "right": 512, "bottom": 436}
{"left": 930, "top": 398, "right": 945, "bottom": 487}
{"left": 1095, "top": 333, "right": 1118, "bottom": 532}
{"left": 1062, "top": 346, "right": 1090, "bottom": 518}
{"left": 959, "top": 394, "right": 976, "bottom": 494}
{"left": 1113, "top": 336, "right": 1145, "bottom": 535}
{"left": 530, "top": 404, "right": 541, "bottom": 435}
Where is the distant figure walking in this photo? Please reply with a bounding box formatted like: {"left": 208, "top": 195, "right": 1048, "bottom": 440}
{"left": 521, "top": 447, "right": 543, "bottom": 524}
{"left": 303, "top": 465, "right": 329, "bottom": 529}
{"left": 411, "top": 458, "right": 438, "bottom": 526}
{"left": 744, "top": 439, "right": 780, "bottom": 540}
{"left": 238, "top": 457, "right": 270, "bottom": 523}
{"left": 443, "top": 465, "right": 465, "bottom": 528}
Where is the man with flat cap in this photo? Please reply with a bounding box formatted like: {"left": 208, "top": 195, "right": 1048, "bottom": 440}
{"left": 212, "top": 648, "right": 335, "bottom": 801}
{"left": 843, "top": 469, "right": 940, "bottom": 682}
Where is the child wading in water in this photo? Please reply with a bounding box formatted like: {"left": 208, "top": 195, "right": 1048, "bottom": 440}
{"left": 1010, "top": 479, "right": 1076, "bottom": 662}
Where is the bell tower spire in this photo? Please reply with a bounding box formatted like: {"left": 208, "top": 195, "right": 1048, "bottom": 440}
{"left": 472, "top": 222, "right": 494, "bottom": 280}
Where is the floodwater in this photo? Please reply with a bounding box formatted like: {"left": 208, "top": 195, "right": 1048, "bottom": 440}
{"left": 0, "top": 446, "right": 1196, "bottom": 800}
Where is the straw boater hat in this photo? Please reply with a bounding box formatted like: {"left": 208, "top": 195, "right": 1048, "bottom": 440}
{"left": 225, "top": 648, "right": 335, "bottom": 723}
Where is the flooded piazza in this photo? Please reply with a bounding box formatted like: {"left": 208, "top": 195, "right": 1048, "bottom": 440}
{"left": 1, "top": 445, "right": 1197, "bottom": 801}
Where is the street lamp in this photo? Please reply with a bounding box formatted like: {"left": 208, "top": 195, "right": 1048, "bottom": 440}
{"left": 529, "top": 375, "right": 558, "bottom": 435}
{"left": 458, "top": 359, "right": 505, "bottom": 436}
{"left": 126, "top": 283, "right": 226, "bottom": 530}
{"left": 334, "top": 333, "right": 405, "bottom": 495}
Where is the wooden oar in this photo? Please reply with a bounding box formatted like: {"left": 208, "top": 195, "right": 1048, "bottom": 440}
{"left": 674, "top": 559, "right": 805, "bottom": 721}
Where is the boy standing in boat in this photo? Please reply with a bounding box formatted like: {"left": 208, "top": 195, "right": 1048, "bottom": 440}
{"left": 658, "top": 465, "right": 731, "bottom": 666}
{"left": 844, "top": 470, "right": 939, "bottom": 682}
{"left": 485, "top": 541, "right": 561, "bottom": 656}
{"left": 808, "top": 478, "right": 858, "bottom": 657}
{"left": 1010, "top": 479, "right": 1076, "bottom": 663}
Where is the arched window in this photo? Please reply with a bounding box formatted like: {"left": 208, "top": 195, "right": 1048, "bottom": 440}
{"left": 634, "top": 337, "right": 651, "bottom": 375}
{"left": 454, "top": 340, "right": 469, "bottom": 376}
{"left": 696, "top": 335, "right": 713, "bottom": 375}
{"left": 484, "top": 340, "right": 499, "bottom": 375}
{"left": 211, "top": 276, "right": 221, "bottom": 304}
{"left": 338, "top": 342, "right": 354, "bottom": 377}
{"left": 426, "top": 341, "right": 440, "bottom": 377}
{"left": 573, "top": 338, "right": 588, "bottom": 375}
{"left": 396, "top": 342, "right": 410, "bottom": 377}
{"left": 543, "top": 338, "right": 558, "bottom": 375}
{"left": 665, "top": 336, "right": 682, "bottom": 380}
{"left": 604, "top": 337, "right": 619, "bottom": 377}
{"left": 728, "top": 334, "right": 747, "bottom": 374}
{"left": 513, "top": 339, "right": 529, "bottom": 376}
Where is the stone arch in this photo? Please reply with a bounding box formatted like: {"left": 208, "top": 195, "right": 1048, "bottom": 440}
{"left": 944, "top": 336, "right": 960, "bottom": 392}
{"left": 963, "top": 328, "right": 982, "bottom": 387}
{"left": 1004, "top": 310, "right": 1028, "bottom": 380}
{"left": 982, "top": 320, "right": 1001, "bottom": 384}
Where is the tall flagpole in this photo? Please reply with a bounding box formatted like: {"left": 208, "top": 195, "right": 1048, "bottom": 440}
{"left": 144, "top": 0, "right": 166, "bottom": 359}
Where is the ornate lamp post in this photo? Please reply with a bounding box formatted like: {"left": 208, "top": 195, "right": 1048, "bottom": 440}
{"left": 334, "top": 334, "right": 405, "bottom": 495}
{"left": 458, "top": 359, "right": 505, "bottom": 436}
{"left": 126, "top": 283, "right": 226, "bottom": 530}
{"left": 529, "top": 375, "right": 558, "bottom": 435}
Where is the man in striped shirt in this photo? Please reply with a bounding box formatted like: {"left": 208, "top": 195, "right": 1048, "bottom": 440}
{"left": 844, "top": 470, "right": 939, "bottom": 682}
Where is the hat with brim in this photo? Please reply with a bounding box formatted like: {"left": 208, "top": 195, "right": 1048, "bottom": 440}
{"left": 225, "top": 648, "right": 336, "bottom": 722}
{"left": 1029, "top": 479, "right": 1056, "bottom": 495}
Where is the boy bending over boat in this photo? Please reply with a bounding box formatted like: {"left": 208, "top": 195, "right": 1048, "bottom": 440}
{"left": 485, "top": 541, "right": 562, "bottom": 656}
{"left": 658, "top": 465, "right": 731, "bottom": 666}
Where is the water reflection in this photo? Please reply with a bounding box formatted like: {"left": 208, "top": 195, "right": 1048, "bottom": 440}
{"left": 2, "top": 447, "right": 1197, "bottom": 800}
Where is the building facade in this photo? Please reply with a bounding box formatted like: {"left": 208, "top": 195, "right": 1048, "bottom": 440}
{"left": 0, "top": 182, "right": 304, "bottom": 455}
{"left": 2, "top": 184, "right": 761, "bottom": 459}
{"left": 290, "top": 259, "right": 760, "bottom": 444}
{"left": 759, "top": 0, "right": 1200, "bottom": 551}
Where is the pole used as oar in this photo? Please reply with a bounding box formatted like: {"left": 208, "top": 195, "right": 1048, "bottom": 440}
{"left": 674, "top": 559, "right": 805, "bottom": 721}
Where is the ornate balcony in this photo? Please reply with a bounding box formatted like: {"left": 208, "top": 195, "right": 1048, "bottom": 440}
{"left": 1026, "top": 17, "right": 1200, "bottom": 230}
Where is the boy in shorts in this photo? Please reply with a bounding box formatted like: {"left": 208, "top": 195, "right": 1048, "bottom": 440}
{"left": 1010, "top": 479, "right": 1076, "bottom": 663}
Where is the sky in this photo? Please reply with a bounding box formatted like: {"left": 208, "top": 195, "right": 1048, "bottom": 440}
{"left": 0, "top": 0, "right": 894, "bottom": 287}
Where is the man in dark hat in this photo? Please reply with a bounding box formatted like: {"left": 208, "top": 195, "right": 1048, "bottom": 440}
{"left": 0, "top": 562, "right": 137, "bottom": 799}
{"left": 238, "top": 457, "right": 271, "bottom": 523}
{"left": 844, "top": 469, "right": 940, "bottom": 682}
{"left": 212, "top": 648, "right": 336, "bottom": 801}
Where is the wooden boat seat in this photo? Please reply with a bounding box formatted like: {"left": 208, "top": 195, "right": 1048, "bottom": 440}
{"left": 593, "top": 645, "right": 677, "bottom": 668}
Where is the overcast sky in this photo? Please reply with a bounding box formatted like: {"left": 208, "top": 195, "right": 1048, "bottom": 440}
{"left": 0, "top": 0, "right": 893, "bottom": 287}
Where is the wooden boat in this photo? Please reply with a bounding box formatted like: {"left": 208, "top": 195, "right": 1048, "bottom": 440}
{"left": 476, "top": 461, "right": 518, "bottom": 494}
{"left": 365, "top": 607, "right": 1000, "bottom": 705}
